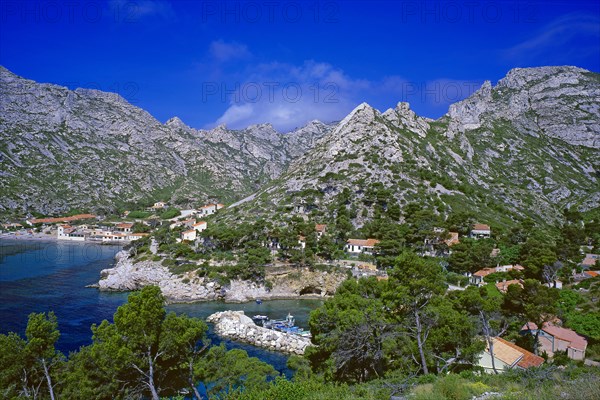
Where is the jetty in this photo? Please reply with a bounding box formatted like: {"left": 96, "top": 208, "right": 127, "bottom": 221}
{"left": 207, "top": 311, "right": 311, "bottom": 355}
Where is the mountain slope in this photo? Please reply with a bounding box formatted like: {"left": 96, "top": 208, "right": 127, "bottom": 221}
{"left": 225, "top": 66, "right": 600, "bottom": 226}
{"left": 0, "top": 66, "right": 331, "bottom": 214}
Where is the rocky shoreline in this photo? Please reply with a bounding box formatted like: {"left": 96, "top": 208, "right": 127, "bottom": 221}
{"left": 207, "top": 311, "right": 311, "bottom": 355}
{"left": 97, "top": 250, "right": 347, "bottom": 303}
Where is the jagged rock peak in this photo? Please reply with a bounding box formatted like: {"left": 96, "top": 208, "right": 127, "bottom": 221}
{"left": 166, "top": 116, "right": 189, "bottom": 130}
{"left": 498, "top": 66, "right": 588, "bottom": 89}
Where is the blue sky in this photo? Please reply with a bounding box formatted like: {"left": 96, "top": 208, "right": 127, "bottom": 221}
{"left": 1, "top": 0, "right": 599, "bottom": 131}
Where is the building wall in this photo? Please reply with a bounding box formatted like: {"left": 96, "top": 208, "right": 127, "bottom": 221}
{"left": 477, "top": 351, "right": 511, "bottom": 374}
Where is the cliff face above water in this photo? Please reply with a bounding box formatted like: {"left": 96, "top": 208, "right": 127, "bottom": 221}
{"left": 97, "top": 251, "right": 347, "bottom": 303}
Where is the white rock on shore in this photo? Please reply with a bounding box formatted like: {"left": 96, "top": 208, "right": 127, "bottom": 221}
{"left": 207, "top": 311, "right": 311, "bottom": 355}
{"left": 97, "top": 251, "right": 347, "bottom": 304}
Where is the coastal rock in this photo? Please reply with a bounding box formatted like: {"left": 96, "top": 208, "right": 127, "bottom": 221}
{"left": 98, "top": 252, "right": 347, "bottom": 303}
{"left": 207, "top": 311, "right": 311, "bottom": 355}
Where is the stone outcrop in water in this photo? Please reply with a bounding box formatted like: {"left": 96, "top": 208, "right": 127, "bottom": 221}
{"left": 97, "top": 250, "right": 347, "bottom": 303}
{"left": 207, "top": 311, "right": 311, "bottom": 354}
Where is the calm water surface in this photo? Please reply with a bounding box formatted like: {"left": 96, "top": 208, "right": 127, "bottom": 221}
{"left": 0, "top": 239, "right": 323, "bottom": 374}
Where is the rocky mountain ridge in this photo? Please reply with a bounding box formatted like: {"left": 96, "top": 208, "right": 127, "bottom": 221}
{"left": 226, "top": 66, "right": 599, "bottom": 226}
{"left": 0, "top": 66, "right": 331, "bottom": 214}
{"left": 1, "top": 65, "right": 598, "bottom": 224}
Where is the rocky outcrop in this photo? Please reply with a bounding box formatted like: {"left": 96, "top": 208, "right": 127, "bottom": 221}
{"left": 98, "top": 251, "right": 222, "bottom": 302}
{"left": 97, "top": 252, "right": 347, "bottom": 303}
{"left": 207, "top": 311, "right": 311, "bottom": 354}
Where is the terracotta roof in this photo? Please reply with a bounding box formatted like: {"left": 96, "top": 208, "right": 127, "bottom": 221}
{"left": 182, "top": 229, "right": 195, "bottom": 234}
{"left": 472, "top": 224, "right": 491, "bottom": 231}
{"left": 473, "top": 268, "right": 496, "bottom": 277}
{"left": 129, "top": 233, "right": 149, "bottom": 237}
{"left": 586, "top": 271, "right": 599, "bottom": 277}
{"left": 315, "top": 224, "right": 327, "bottom": 232}
{"left": 347, "top": 238, "right": 380, "bottom": 247}
{"left": 522, "top": 323, "right": 587, "bottom": 352}
{"left": 193, "top": 221, "right": 207, "bottom": 227}
{"left": 582, "top": 258, "right": 597, "bottom": 267}
{"left": 116, "top": 223, "right": 133, "bottom": 228}
{"left": 488, "top": 337, "right": 523, "bottom": 366}
{"left": 494, "top": 337, "right": 544, "bottom": 369}
{"left": 495, "top": 279, "right": 523, "bottom": 293}
{"left": 445, "top": 231, "right": 460, "bottom": 246}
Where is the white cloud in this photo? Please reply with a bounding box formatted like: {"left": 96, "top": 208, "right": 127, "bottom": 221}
{"left": 209, "top": 40, "right": 252, "bottom": 63}
{"left": 208, "top": 60, "right": 372, "bottom": 131}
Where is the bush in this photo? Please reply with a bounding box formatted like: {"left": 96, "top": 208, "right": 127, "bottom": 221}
{"left": 169, "top": 263, "right": 197, "bottom": 275}
{"left": 160, "top": 208, "right": 181, "bottom": 219}
{"left": 128, "top": 210, "right": 151, "bottom": 219}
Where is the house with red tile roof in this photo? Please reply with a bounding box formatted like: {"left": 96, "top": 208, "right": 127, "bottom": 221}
{"left": 521, "top": 322, "right": 587, "bottom": 360}
{"left": 445, "top": 231, "right": 460, "bottom": 247}
{"left": 181, "top": 229, "right": 197, "bottom": 242}
{"left": 115, "top": 222, "right": 134, "bottom": 233}
{"left": 193, "top": 221, "right": 207, "bottom": 232}
{"left": 315, "top": 224, "right": 327, "bottom": 238}
{"left": 470, "top": 265, "right": 524, "bottom": 286}
{"left": 345, "top": 238, "right": 380, "bottom": 254}
{"left": 477, "top": 337, "right": 544, "bottom": 373}
{"left": 470, "top": 224, "right": 491, "bottom": 239}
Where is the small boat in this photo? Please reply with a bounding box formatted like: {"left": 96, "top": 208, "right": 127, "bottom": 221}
{"left": 252, "top": 315, "right": 269, "bottom": 326}
{"left": 255, "top": 299, "right": 262, "bottom": 304}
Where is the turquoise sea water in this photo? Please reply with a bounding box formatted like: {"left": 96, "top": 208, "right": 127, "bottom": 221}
{"left": 0, "top": 239, "right": 323, "bottom": 374}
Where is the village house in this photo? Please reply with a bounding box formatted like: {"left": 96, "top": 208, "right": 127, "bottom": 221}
{"left": 477, "top": 337, "right": 544, "bottom": 373}
{"left": 181, "top": 229, "right": 197, "bottom": 242}
{"left": 101, "top": 233, "right": 127, "bottom": 242}
{"left": 192, "top": 221, "right": 207, "bottom": 232}
{"left": 2, "top": 223, "right": 23, "bottom": 230}
{"left": 470, "top": 224, "right": 491, "bottom": 239}
{"left": 127, "top": 233, "right": 149, "bottom": 241}
{"left": 470, "top": 265, "right": 524, "bottom": 286}
{"left": 521, "top": 322, "right": 587, "bottom": 360}
{"left": 315, "top": 224, "right": 327, "bottom": 238}
{"left": 445, "top": 231, "right": 460, "bottom": 247}
{"left": 148, "top": 201, "right": 167, "bottom": 211}
{"left": 197, "top": 203, "right": 224, "bottom": 216}
{"left": 581, "top": 254, "right": 598, "bottom": 269}
{"left": 115, "top": 222, "right": 133, "bottom": 233}
{"left": 57, "top": 225, "right": 86, "bottom": 241}
{"left": 298, "top": 236, "right": 306, "bottom": 249}
{"left": 345, "top": 238, "right": 380, "bottom": 254}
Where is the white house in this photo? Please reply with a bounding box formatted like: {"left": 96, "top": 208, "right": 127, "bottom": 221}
{"left": 345, "top": 239, "right": 380, "bottom": 254}
{"left": 192, "top": 221, "right": 207, "bottom": 232}
{"left": 181, "top": 229, "right": 197, "bottom": 241}
{"left": 470, "top": 224, "right": 491, "bottom": 239}
{"left": 477, "top": 337, "right": 544, "bottom": 373}
{"left": 315, "top": 224, "right": 327, "bottom": 238}
{"left": 57, "top": 225, "right": 86, "bottom": 241}
{"left": 470, "top": 264, "right": 524, "bottom": 286}
{"left": 115, "top": 222, "right": 133, "bottom": 233}
{"left": 101, "top": 233, "right": 127, "bottom": 242}
{"left": 127, "top": 233, "right": 149, "bottom": 241}
{"left": 197, "top": 203, "right": 224, "bottom": 216}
